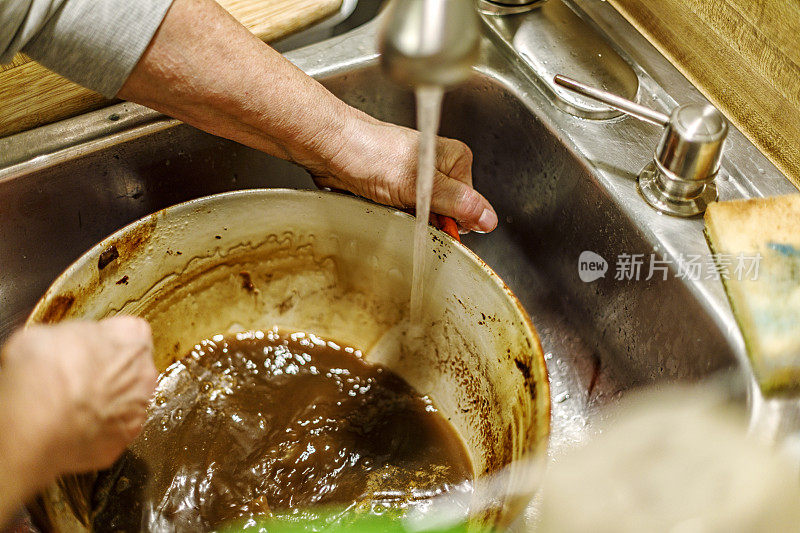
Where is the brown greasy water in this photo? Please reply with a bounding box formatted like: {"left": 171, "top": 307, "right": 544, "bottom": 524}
{"left": 92, "top": 329, "right": 472, "bottom": 531}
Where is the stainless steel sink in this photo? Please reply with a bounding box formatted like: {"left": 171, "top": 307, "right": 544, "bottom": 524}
{"left": 1, "top": 0, "right": 798, "bottom": 524}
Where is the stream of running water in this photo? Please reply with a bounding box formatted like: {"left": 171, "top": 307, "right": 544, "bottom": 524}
{"left": 409, "top": 85, "right": 444, "bottom": 328}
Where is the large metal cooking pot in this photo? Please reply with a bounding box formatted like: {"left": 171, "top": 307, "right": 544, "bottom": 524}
{"left": 26, "top": 189, "right": 549, "bottom": 531}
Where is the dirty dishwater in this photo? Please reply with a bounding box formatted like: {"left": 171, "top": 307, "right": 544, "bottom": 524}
{"left": 91, "top": 328, "right": 472, "bottom": 532}
{"left": 410, "top": 85, "right": 445, "bottom": 327}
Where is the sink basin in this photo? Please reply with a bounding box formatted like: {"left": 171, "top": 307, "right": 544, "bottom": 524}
{"left": 0, "top": 0, "right": 797, "bottom": 525}
{"left": 0, "top": 61, "right": 732, "bottom": 434}
{"left": 324, "top": 66, "right": 740, "bottom": 446}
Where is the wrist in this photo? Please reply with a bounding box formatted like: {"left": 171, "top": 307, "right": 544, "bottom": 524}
{"left": 284, "top": 102, "right": 368, "bottom": 179}
{"left": 0, "top": 396, "right": 45, "bottom": 524}
{"left": 0, "top": 385, "right": 62, "bottom": 494}
{"left": 323, "top": 108, "right": 385, "bottom": 174}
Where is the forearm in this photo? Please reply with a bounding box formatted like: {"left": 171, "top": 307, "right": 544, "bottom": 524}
{"left": 117, "top": 0, "right": 497, "bottom": 231}
{"left": 5, "top": 0, "right": 496, "bottom": 230}
{"left": 118, "top": 0, "right": 358, "bottom": 175}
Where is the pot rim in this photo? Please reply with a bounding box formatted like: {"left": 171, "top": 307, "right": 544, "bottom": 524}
{"left": 27, "top": 187, "right": 551, "bottom": 443}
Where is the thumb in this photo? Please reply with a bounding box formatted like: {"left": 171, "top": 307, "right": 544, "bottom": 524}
{"left": 430, "top": 172, "right": 497, "bottom": 233}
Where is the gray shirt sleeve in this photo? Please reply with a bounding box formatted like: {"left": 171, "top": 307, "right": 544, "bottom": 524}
{"left": 0, "top": 0, "right": 174, "bottom": 97}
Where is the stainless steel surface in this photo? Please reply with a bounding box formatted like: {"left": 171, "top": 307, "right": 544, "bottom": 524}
{"left": 1, "top": 0, "right": 799, "bottom": 525}
{"left": 482, "top": 0, "right": 639, "bottom": 119}
{"left": 477, "top": 0, "right": 546, "bottom": 15}
{"left": 378, "top": 0, "right": 479, "bottom": 87}
{"left": 640, "top": 102, "right": 727, "bottom": 217}
{"left": 0, "top": 103, "right": 171, "bottom": 169}
{"left": 658, "top": 103, "right": 727, "bottom": 179}
{"left": 554, "top": 74, "right": 727, "bottom": 217}
{"left": 482, "top": 0, "right": 543, "bottom": 6}
{"left": 553, "top": 73, "right": 668, "bottom": 125}
{"left": 638, "top": 160, "right": 718, "bottom": 217}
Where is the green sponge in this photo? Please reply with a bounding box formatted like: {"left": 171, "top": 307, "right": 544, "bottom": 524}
{"left": 219, "top": 508, "right": 478, "bottom": 533}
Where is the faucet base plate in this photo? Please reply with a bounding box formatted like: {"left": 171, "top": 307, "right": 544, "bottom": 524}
{"left": 477, "top": 0, "right": 545, "bottom": 16}
{"left": 481, "top": 0, "right": 639, "bottom": 119}
{"left": 638, "top": 161, "right": 718, "bottom": 218}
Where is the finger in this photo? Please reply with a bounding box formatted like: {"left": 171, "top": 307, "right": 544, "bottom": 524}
{"left": 430, "top": 171, "right": 498, "bottom": 233}
{"left": 119, "top": 410, "right": 148, "bottom": 443}
{"left": 104, "top": 346, "right": 157, "bottom": 400}
{"left": 140, "top": 357, "right": 159, "bottom": 396}
{"left": 101, "top": 317, "right": 154, "bottom": 369}
{"left": 437, "top": 138, "right": 474, "bottom": 188}
{"left": 102, "top": 316, "right": 152, "bottom": 347}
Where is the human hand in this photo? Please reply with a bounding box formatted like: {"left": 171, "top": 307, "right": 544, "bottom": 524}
{"left": 116, "top": 0, "right": 496, "bottom": 232}
{"left": 305, "top": 113, "right": 498, "bottom": 233}
{"left": 0, "top": 317, "right": 157, "bottom": 479}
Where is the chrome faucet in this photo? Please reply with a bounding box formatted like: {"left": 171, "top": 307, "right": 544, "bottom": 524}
{"left": 379, "top": 2, "right": 726, "bottom": 217}
{"left": 378, "top": 0, "right": 480, "bottom": 88}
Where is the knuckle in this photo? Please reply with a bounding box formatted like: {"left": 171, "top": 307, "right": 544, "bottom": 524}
{"left": 123, "top": 414, "right": 147, "bottom": 442}
{"left": 460, "top": 142, "right": 474, "bottom": 164}
{"left": 105, "top": 316, "right": 152, "bottom": 343}
{"left": 136, "top": 318, "right": 152, "bottom": 337}
{"left": 144, "top": 364, "right": 159, "bottom": 390}
{"left": 452, "top": 138, "right": 471, "bottom": 156}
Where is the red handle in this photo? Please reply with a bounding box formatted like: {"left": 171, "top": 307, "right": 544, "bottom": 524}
{"left": 434, "top": 215, "right": 461, "bottom": 242}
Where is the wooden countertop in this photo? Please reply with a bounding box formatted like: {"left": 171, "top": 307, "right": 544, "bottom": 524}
{"left": 0, "top": 0, "right": 342, "bottom": 138}
{"left": 608, "top": 0, "right": 800, "bottom": 190}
